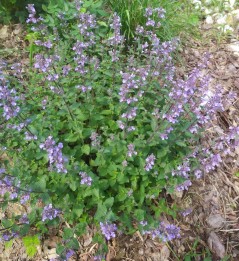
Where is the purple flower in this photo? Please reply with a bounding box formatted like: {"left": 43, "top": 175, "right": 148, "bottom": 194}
{"left": 172, "top": 161, "right": 190, "bottom": 178}
{"left": 76, "top": 85, "right": 92, "bottom": 92}
{"left": 100, "top": 222, "right": 117, "bottom": 240}
{"left": 34, "top": 54, "right": 52, "bottom": 73}
{"left": 42, "top": 204, "right": 61, "bottom": 222}
{"left": 176, "top": 180, "right": 192, "bottom": 191}
{"left": 140, "top": 220, "right": 148, "bottom": 226}
{"left": 0, "top": 79, "right": 20, "bottom": 120}
{"left": 40, "top": 136, "right": 67, "bottom": 173}
{"left": 25, "top": 132, "right": 37, "bottom": 141}
{"left": 108, "top": 13, "right": 124, "bottom": 46}
{"left": 145, "top": 154, "right": 156, "bottom": 171}
{"left": 26, "top": 4, "right": 43, "bottom": 24}
{"left": 144, "top": 222, "right": 180, "bottom": 242}
{"left": 62, "top": 65, "right": 71, "bottom": 76}
{"left": 65, "top": 249, "right": 75, "bottom": 260}
{"left": 90, "top": 132, "right": 100, "bottom": 147}
{"left": 127, "top": 144, "right": 137, "bottom": 157}
{"left": 79, "top": 172, "right": 92, "bottom": 186}
{"left": 19, "top": 214, "right": 29, "bottom": 224}
{"left": 20, "top": 193, "right": 30, "bottom": 204}
{"left": 1, "top": 231, "right": 18, "bottom": 242}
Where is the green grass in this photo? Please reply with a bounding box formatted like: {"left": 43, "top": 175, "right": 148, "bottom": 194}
{"left": 103, "top": 0, "right": 201, "bottom": 43}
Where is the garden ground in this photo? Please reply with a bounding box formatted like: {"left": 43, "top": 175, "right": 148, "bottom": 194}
{"left": 0, "top": 13, "right": 239, "bottom": 261}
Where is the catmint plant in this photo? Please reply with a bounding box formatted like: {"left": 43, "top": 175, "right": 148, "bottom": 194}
{"left": 0, "top": 0, "right": 238, "bottom": 258}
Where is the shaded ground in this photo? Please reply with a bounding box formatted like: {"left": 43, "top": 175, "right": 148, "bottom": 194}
{"left": 0, "top": 19, "right": 239, "bottom": 261}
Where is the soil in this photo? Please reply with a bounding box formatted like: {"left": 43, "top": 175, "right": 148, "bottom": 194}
{"left": 0, "top": 17, "right": 239, "bottom": 261}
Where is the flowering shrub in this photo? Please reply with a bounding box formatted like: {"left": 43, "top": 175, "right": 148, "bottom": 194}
{"left": 0, "top": 0, "right": 238, "bottom": 259}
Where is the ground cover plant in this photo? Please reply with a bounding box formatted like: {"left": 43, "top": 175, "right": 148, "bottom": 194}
{"left": 0, "top": 0, "right": 239, "bottom": 260}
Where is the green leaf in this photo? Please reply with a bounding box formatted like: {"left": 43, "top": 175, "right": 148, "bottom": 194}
{"left": 82, "top": 144, "right": 90, "bottom": 155}
{"left": 175, "top": 141, "right": 187, "bottom": 147}
{"left": 97, "top": 21, "right": 108, "bottom": 27}
{"left": 65, "top": 133, "right": 80, "bottom": 142}
{"left": 66, "top": 237, "right": 79, "bottom": 249}
{"left": 73, "top": 206, "right": 83, "bottom": 218}
{"left": 63, "top": 228, "right": 74, "bottom": 240}
{"left": 5, "top": 239, "right": 13, "bottom": 249}
{"left": 95, "top": 202, "right": 107, "bottom": 221}
{"left": 104, "top": 197, "right": 114, "bottom": 209}
{"left": 69, "top": 180, "right": 77, "bottom": 191}
{"left": 134, "top": 209, "right": 145, "bottom": 221}
{"left": 22, "top": 235, "right": 40, "bottom": 258}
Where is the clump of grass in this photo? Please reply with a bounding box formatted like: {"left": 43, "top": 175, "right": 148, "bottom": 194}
{"left": 103, "top": 0, "right": 200, "bottom": 43}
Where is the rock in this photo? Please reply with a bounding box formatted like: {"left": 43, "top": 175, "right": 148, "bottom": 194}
{"left": 216, "top": 15, "right": 227, "bottom": 25}
{"left": 138, "top": 248, "right": 144, "bottom": 255}
{"left": 160, "top": 245, "right": 170, "bottom": 260}
{"left": 45, "top": 247, "right": 59, "bottom": 260}
{"left": 0, "top": 25, "right": 9, "bottom": 39}
{"left": 13, "top": 24, "right": 22, "bottom": 35}
{"left": 232, "top": 9, "right": 239, "bottom": 22}
{"left": 150, "top": 245, "right": 170, "bottom": 261}
{"left": 208, "top": 232, "right": 226, "bottom": 258}
{"left": 83, "top": 236, "right": 92, "bottom": 247}
{"left": 227, "top": 42, "right": 239, "bottom": 56}
{"left": 206, "top": 213, "right": 225, "bottom": 228}
{"left": 206, "top": 16, "right": 214, "bottom": 25}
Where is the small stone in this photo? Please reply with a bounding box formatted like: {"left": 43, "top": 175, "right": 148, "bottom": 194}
{"left": 227, "top": 42, "right": 239, "bottom": 56}
{"left": 208, "top": 232, "right": 226, "bottom": 258}
{"left": 207, "top": 213, "right": 225, "bottom": 228}
{"left": 232, "top": 9, "right": 239, "bottom": 22}
{"left": 138, "top": 248, "right": 144, "bottom": 255}
{"left": 0, "top": 25, "right": 9, "bottom": 39}
{"left": 13, "top": 24, "right": 22, "bottom": 35}
{"left": 83, "top": 236, "right": 92, "bottom": 247}
{"left": 216, "top": 15, "right": 227, "bottom": 25}
{"left": 160, "top": 245, "right": 170, "bottom": 260}
{"left": 206, "top": 16, "right": 214, "bottom": 25}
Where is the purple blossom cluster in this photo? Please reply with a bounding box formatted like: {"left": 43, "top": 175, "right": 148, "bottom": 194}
{"left": 0, "top": 77, "right": 20, "bottom": 120}
{"left": 34, "top": 54, "right": 52, "bottom": 73}
{"left": 145, "top": 154, "right": 156, "bottom": 171}
{"left": 127, "top": 143, "right": 137, "bottom": 158}
{"left": 34, "top": 40, "right": 53, "bottom": 49}
{"left": 108, "top": 13, "right": 124, "bottom": 61}
{"left": 176, "top": 179, "right": 192, "bottom": 191}
{"left": 77, "top": 12, "right": 96, "bottom": 36}
{"left": 73, "top": 41, "right": 91, "bottom": 75}
{"left": 20, "top": 193, "right": 30, "bottom": 204}
{"left": 42, "top": 204, "right": 61, "bottom": 222}
{"left": 172, "top": 160, "right": 191, "bottom": 178}
{"left": 108, "top": 13, "right": 124, "bottom": 46}
{"left": 0, "top": 170, "right": 18, "bottom": 199}
{"left": 79, "top": 171, "right": 92, "bottom": 186}
{"left": 121, "top": 107, "right": 137, "bottom": 121}
{"left": 25, "top": 131, "right": 37, "bottom": 141}
{"left": 0, "top": 231, "right": 18, "bottom": 242}
{"left": 144, "top": 8, "right": 165, "bottom": 28}
{"left": 65, "top": 249, "right": 75, "bottom": 260}
{"left": 90, "top": 132, "right": 101, "bottom": 147}
{"left": 76, "top": 85, "right": 92, "bottom": 93}
{"left": 40, "top": 136, "right": 67, "bottom": 173}
{"left": 144, "top": 222, "right": 180, "bottom": 242}
{"left": 19, "top": 214, "right": 30, "bottom": 224}
{"left": 26, "top": 4, "right": 42, "bottom": 24}
{"left": 100, "top": 222, "right": 117, "bottom": 240}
